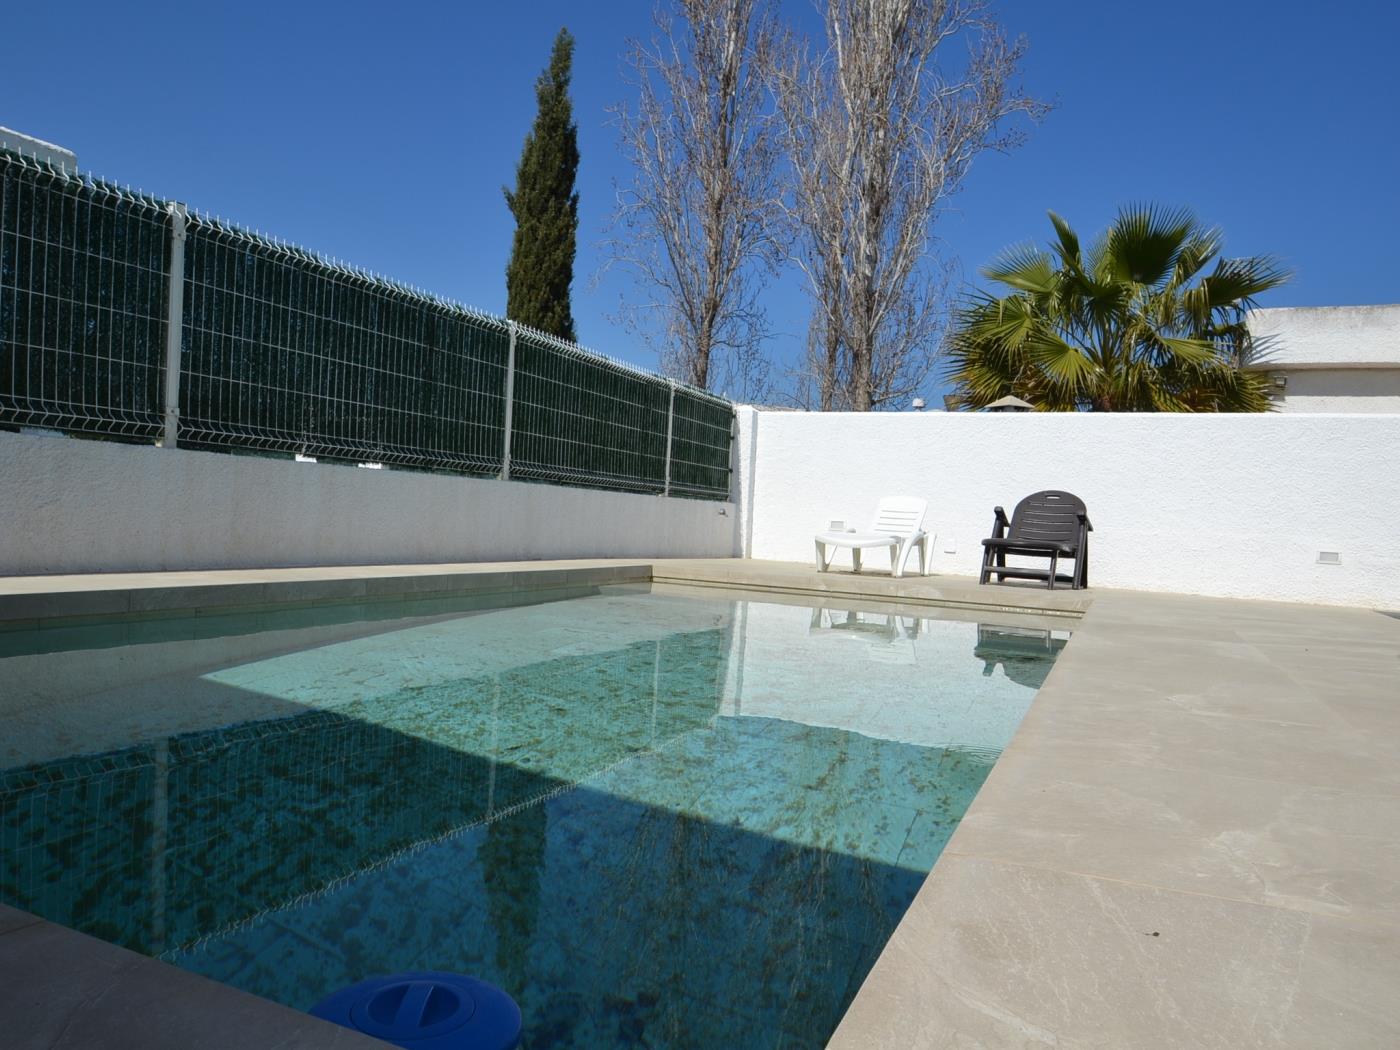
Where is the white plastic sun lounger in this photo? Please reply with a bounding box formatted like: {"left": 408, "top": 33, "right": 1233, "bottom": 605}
{"left": 814, "top": 496, "right": 930, "bottom": 578}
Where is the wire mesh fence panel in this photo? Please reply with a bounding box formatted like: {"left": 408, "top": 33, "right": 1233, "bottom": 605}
{"left": 179, "top": 218, "right": 509, "bottom": 473}
{"left": 0, "top": 151, "right": 736, "bottom": 498}
{"left": 0, "top": 151, "right": 170, "bottom": 439}
{"left": 668, "top": 387, "right": 734, "bottom": 500}
{"left": 508, "top": 326, "right": 673, "bottom": 493}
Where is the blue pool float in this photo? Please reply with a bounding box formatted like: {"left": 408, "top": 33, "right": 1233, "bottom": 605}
{"left": 309, "top": 971, "right": 521, "bottom": 1049}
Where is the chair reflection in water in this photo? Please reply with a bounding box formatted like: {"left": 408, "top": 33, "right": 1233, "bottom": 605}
{"left": 973, "top": 624, "right": 1070, "bottom": 688}
{"left": 807, "top": 607, "right": 924, "bottom": 665}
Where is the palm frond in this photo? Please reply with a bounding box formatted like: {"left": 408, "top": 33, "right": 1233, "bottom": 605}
{"left": 1154, "top": 335, "right": 1217, "bottom": 365}
{"left": 983, "top": 243, "right": 1057, "bottom": 293}
{"left": 1047, "top": 211, "right": 1081, "bottom": 270}
{"left": 1169, "top": 227, "right": 1222, "bottom": 287}
{"left": 1105, "top": 203, "right": 1195, "bottom": 287}
{"left": 1025, "top": 329, "right": 1094, "bottom": 385}
{"left": 1197, "top": 256, "right": 1293, "bottom": 310}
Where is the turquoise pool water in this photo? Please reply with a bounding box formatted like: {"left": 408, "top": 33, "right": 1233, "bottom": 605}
{"left": 0, "top": 585, "right": 1066, "bottom": 1048}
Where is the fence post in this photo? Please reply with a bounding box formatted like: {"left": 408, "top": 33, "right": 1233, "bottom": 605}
{"left": 161, "top": 203, "right": 188, "bottom": 449}
{"left": 663, "top": 379, "right": 676, "bottom": 497}
{"left": 500, "top": 321, "right": 517, "bottom": 480}
{"left": 728, "top": 410, "right": 740, "bottom": 505}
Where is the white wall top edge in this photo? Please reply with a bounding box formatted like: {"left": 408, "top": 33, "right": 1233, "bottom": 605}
{"left": 1249, "top": 305, "right": 1400, "bottom": 369}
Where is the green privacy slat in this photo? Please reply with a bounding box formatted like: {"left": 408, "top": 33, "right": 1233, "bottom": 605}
{"left": 508, "top": 325, "right": 671, "bottom": 493}
{"left": 178, "top": 217, "right": 510, "bottom": 473}
{"left": 669, "top": 387, "right": 735, "bottom": 499}
{"left": 0, "top": 151, "right": 169, "bottom": 438}
{"left": 0, "top": 151, "right": 734, "bottom": 499}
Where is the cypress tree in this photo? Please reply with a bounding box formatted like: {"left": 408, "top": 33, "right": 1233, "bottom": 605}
{"left": 504, "top": 28, "right": 579, "bottom": 342}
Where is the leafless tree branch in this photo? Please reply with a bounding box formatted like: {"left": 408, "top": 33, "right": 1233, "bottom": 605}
{"left": 604, "top": 0, "right": 786, "bottom": 402}
{"left": 773, "top": 0, "right": 1047, "bottom": 410}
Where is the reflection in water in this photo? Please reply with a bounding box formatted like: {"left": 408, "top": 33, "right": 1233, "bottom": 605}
{"left": 974, "top": 623, "right": 1070, "bottom": 690}
{"left": 0, "top": 591, "right": 1060, "bottom": 1048}
{"left": 807, "top": 607, "right": 920, "bottom": 666}
{"left": 483, "top": 796, "right": 546, "bottom": 995}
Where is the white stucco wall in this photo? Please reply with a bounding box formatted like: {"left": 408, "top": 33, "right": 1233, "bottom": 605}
{"left": 0, "top": 432, "right": 736, "bottom": 575}
{"left": 1248, "top": 305, "right": 1400, "bottom": 413}
{"left": 740, "top": 410, "right": 1400, "bottom": 608}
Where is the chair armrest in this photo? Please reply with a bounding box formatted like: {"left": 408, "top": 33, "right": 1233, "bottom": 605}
{"left": 991, "top": 506, "right": 1009, "bottom": 539}
{"left": 1079, "top": 511, "right": 1093, "bottom": 532}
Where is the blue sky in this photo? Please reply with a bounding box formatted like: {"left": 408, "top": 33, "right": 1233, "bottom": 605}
{"left": 6, "top": 0, "right": 1398, "bottom": 395}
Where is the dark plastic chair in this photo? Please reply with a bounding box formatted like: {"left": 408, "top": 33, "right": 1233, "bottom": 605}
{"left": 979, "top": 490, "right": 1092, "bottom": 590}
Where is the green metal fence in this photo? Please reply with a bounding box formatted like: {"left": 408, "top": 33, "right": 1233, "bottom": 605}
{"left": 508, "top": 325, "right": 672, "bottom": 490}
{"left": 179, "top": 216, "right": 511, "bottom": 474}
{"left": 0, "top": 152, "right": 170, "bottom": 438}
{"left": 0, "top": 148, "right": 735, "bottom": 500}
{"left": 670, "top": 387, "right": 739, "bottom": 499}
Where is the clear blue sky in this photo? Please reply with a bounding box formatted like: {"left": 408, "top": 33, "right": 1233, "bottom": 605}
{"left": 7, "top": 0, "right": 1398, "bottom": 395}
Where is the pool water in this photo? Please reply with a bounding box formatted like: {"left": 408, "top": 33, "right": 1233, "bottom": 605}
{"left": 0, "top": 585, "right": 1066, "bottom": 1048}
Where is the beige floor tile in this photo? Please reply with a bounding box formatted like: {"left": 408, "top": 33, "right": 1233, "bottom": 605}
{"left": 949, "top": 751, "right": 1400, "bottom": 924}
{"left": 831, "top": 856, "right": 1400, "bottom": 1050}
{"left": 1016, "top": 684, "right": 1400, "bottom": 795}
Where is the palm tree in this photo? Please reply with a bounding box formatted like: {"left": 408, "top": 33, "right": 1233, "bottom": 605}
{"left": 946, "top": 206, "right": 1290, "bottom": 411}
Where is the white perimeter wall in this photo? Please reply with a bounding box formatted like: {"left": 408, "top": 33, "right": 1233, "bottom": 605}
{"left": 736, "top": 408, "right": 1400, "bottom": 608}
{"left": 8, "top": 414, "right": 1399, "bottom": 608}
{"left": 0, "top": 432, "right": 736, "bottom": 575}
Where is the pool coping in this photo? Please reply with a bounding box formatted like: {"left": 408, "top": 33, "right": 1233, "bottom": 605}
{"left": 0, "top": 561, "right": 656, "bottom": 627}
{"left": 0, "top": 901, "right": 385, "bottom": 1049}
{"left": 0, "top": 557, "right": 1091, "bottom": 627}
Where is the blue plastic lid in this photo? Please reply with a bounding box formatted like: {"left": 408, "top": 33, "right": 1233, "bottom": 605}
{"left": 310, "top": 971, "right": 522, "bottom": 1050}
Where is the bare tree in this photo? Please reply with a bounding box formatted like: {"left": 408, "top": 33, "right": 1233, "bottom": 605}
{"left": 774, "top": 0, "right": 1046, "bottom": 410}
{"left": 607, "top": 0, "right": 784, "bottom": 401}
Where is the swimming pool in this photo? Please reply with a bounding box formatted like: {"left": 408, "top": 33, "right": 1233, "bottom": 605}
{"left": 0, "top": 584, "right": 1066, "bottom": 1048}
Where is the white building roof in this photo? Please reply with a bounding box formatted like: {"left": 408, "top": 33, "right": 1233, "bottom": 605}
{"left": 1246, "top": 305, "right": 1400, "bottom": 370}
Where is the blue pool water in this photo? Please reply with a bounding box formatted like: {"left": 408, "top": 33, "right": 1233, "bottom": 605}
{"left": 0, "top": 585, "right": 1066, "bottom": 1048}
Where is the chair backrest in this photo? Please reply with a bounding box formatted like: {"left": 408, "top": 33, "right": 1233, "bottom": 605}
{"left": 869, "top": 496, "right": 927, "bottom": 537}
{"left": 1008, "top": 490, "right": 1086, "bottom": 547}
